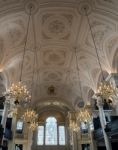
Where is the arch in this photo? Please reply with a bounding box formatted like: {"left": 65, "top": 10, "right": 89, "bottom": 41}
{"left": 38, "top": 109, "right": 65, "bottom": 123}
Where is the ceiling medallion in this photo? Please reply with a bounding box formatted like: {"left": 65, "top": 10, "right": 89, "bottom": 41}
{"left": 24, "top": 0, "right": 39, "bottom": 15}
{"left": 78, "top": 1, "right": 92, "bottom": 15}
{"left": 43, "top": 15, "right": 69, "bottom": 39}
{"left": 49, "top": 20, "right": 65, "bottom": 35}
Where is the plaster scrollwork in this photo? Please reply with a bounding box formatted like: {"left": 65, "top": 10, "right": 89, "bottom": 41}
{"left": 49, "top": 20, "right": 65, "bottom": 35}
{"left": 43, "top": 71, "right": 63, "bottom": 82}
{"left": 24, "top": 0, "right": 39, "bottom": 15}
{"left": 107, "top": 37, "right": 118, "bottom": 56}
{"left": 7, "top": 27, "right": 23, "bottom": 47}
{"left": 42, "top": 14, "right": 72, "bottom": 40}
{"left": 86, "top": 21, "right": 113, "bottom": 55}
{"left": 96, "top": 0, "right": 113, "bottom": 5}
{"left": 93, "top": 26, "right": 111, "bottom": 48}
{"left": 77, "top": 0, "right": 92, "bottom": 15}
{"left": 42, "top": 48, "right": 67, "bottom": 66}
{"left": 0, "top": 37, "right": 4, "bottom": 64}
{"left": 1, "top": 19, "right": 26, "bottom": 50}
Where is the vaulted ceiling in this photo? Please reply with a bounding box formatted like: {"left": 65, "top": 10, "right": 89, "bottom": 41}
{"left": 0, "top": 0, "right": 118, "bottom": 110}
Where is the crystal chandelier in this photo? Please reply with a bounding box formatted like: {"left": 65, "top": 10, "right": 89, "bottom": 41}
{"left": 5, "top": 6, "right": 33, "bottom": 105}
{"left": 7, "top": 82, "right": 31, "bottom": 104}
{"left": 12, "top": 107, "right": 18, "bottom": 117}
{"left": 69, "top": 120, "right": 80, "bottom": 132}
{"left": 22, "top": 109, "right": 38, "bottom": 123}
{"left": 29, "top": 121, "right": 38, "bottom": 131}
{"left": 77, "top": 108, "right": 91, "bottom": 123}
{"left": 97, "top": 81, "right": 115, "bottom": 99}
{"left": 84, "top": 7, "right": 116, "bottom": 100}
{"left": 68, "top": 111, "right": 80, "bottom": 132}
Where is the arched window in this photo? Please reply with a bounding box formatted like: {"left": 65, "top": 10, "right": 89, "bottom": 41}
{"left": 37, "top": 116, "right": 65, "bottom": 146}
{"left": 45, "top": 117, "right": 57, "bottom": 145}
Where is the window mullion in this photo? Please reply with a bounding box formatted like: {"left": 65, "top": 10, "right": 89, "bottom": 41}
{"left": 57, "top": 124, "right": 59, "bottom": 145}
{"left": 44, "top": 123, "right": 46, "bottom": 145}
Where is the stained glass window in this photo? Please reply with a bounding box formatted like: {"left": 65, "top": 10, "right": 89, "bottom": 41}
{"left": 37, "top": 126, "right": 44, "bottom": 145}
{"left": 45, "top": 117, "right": 57, "bottom": 145}
{"left": 59, "top": 126, "right": 65, "bottom": 145}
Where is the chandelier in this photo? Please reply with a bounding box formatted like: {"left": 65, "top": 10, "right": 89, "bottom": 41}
{"left": 69, "top": 120, "right": 80, "bottom": 132}
{"left": 84, "top": 7, "right": 116, "bottom": 100}
{"left": 68, "top": 111, "right": 80, "bottom": 132}
{"left": 7, "top": 82, "right": 31, "bottom": 104}
{"left": 12, "top": 107, "right": 18, "bottom": 117}
{"left": 22, "top": 109, "right": 38, "bottom": 124}
{"left": 29, "top": 121, "right": 38, "bottom": 131}
{"left": 97, "top": 81, "right": 115, "bottom": 99}
{"left": 5, "top": 6, "right": 33, "bottom": 105}
{"left": 77, "top": 108, "right": 91, "bottom": 123}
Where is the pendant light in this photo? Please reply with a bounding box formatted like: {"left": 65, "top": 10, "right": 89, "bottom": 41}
{"left": 22, "top": 5, "right": 38, "bottom": 131}
{"left": 74, "top": 47, "right": 91, "bottom": 123}
{"left": 5, "top": 6, "right": 33, "bottom": 105}
{"left": 84, "top": 7, "right": 115, "bottom": 100}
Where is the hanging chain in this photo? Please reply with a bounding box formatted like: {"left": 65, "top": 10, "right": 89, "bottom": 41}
{"left": 84, "top": 7, "right": 105, "bottom": 81}
{"left": 20, "top": 6, "right": 32, "bottom": 81}
{"left": 74, "top": 48, "right": 83, "bottom": 100}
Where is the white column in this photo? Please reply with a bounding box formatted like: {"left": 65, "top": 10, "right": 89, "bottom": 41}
{"left": 1, "top": 99, "right": 10, "bottom": 129}
{"left": 27, "top": 130, "right": 33, "bottom": 150}
{"left": 97, "top": 96, "right": 112, "bottom": 150}
{"left": 89, "top": 129, "right": 97, "bottom": 150}
{"left": 70, "top": 130, "right": 77, "bottom": 150}
{"left": 106, "top": 73, "right": 118, "bottom": 114}
{"left": 71, "top": 130, "right": 75, "bottom": 150}
{"left": 11, "top": 115, "right": 17, "bottom": 150}
{"left": 77, "top": 129, "right": 82, "bottom": 150}
{"left": 106, "top": 73, "right": 118, "bottom": 87}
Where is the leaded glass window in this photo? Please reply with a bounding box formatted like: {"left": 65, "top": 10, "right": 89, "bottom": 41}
{"left": 45, "top": 117, "right": 57, "bottom": 145}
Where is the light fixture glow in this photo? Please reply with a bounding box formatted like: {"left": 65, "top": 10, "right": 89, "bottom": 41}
{"left": 7, "top": 82, "right": 31, "bottom": 104}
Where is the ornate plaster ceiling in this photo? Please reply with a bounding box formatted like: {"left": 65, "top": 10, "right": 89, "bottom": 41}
{"left": 0, "top": 0, "right": 118, "bottom": 109}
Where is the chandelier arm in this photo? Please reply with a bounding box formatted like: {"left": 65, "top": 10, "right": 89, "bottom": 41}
{"left": 75, "top": 48, "right": 83, "bottom": 101}
{"left": 84, "top": 8, "right": 105, "bottom": 81}
{"left": 19, "top": 6, "right": 32, "bottom": 82}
